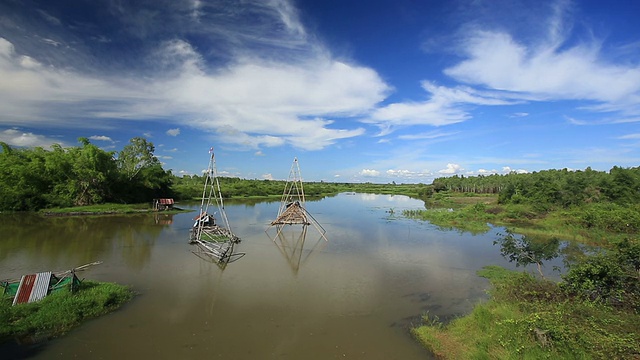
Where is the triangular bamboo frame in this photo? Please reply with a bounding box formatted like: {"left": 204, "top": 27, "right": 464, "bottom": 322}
{"left": 190, "top": 148, "right": 245, "bottom": 264}
{"left": 266, "top": 157, "right": 328, "bottom": 242}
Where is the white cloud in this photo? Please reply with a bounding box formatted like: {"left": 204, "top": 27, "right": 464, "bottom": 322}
{"left": 0, "top": 128, "right": 66, "bottom": 148}
{"left": 366, "top": 80, "right": 518, "bottom": 133}
{"left": 445, "top": 27, "right": 640, "bottom": 106}
{"left": 89, "top": 135, "right": 114, "bottom": 142}
{"left": 477, "top": 169, "right": 499, "bottom": 175}
{"left": 0, "top": 34, "right": 388, "bottom": 151}
{"left": 386, "top": 169, "right": 433, "bottom": 179}
{"left": 360, "top": 169, "right": 380, "bottom": 177}
{"left": 397, "top": 130, "right": 459, "bottom": 141}
{"left": 262, "top": 173, "right": 274, "bottom": 180}
{"left": 438, "top": 163, "right": 464, "bottom": 175}
{"left": 502, "top": 166, "right": 529, "bottom": 174}
{"left": 166, "top": 128, "right": 180, "bottom": 136}
{"left": 619, "top": 133, "right": 640, "bottom": 140}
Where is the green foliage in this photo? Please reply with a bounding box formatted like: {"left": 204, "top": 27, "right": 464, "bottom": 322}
{"left": 0, "top": 137, "right": 173, "bottom": 211}
{"left": 0, "top": 281, "right": 132, "bottom": 342}
{"left": 570, "top": 203, "right": 640, "bottom": 234}
{"left": 414, "top": 264, "right": 640, "bottom": 359}
{"left": 170, "top": 176, "right": 430, "bottom": 201}
{"left": 433, "top": 166, "right": 640, "bottom": 210}
{"left": 561, "top": 239, "right": 640, "bottom": 311}
{"left": 494, "top": 230, "right": 561, "bottom": 278}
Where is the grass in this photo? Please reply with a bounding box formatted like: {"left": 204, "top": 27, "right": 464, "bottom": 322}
{"left": 404, "top": 193, "right": 636, "bottom": 245}
{"left": 40, "top": 203, "right": 190, "bottom": 216}
{"left": 412, "top": 266, "right": 640, "bottom": 359}
{"left": 0, "top": 281, "right": 132, "bottom": 343}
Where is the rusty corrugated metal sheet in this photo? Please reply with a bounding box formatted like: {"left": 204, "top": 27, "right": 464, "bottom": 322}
{"left": 12, "top": 272, "right": 52, "bottom": 306}
{"left": 13, "top": 274, "right": 36, "bottom": 305}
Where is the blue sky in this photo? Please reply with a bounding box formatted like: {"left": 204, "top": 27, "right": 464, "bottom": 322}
{"left": 1, "top": 0, "right": 639, "bottom": 183}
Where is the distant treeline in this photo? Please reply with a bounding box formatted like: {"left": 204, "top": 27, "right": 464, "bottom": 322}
{"left": 433, "top": 167, "right": 640, "bottom": 208}
{"left": 171, "top": 175, "right": 431, "bottom": 200}
{"left": 0, "top": 137, "right": 173, "bottom": 211}
{"left": 3, "top": 136, "right": 639, "bottom": 213}
{"left": 0, "top": 137, "right": 430, "bottom": 211}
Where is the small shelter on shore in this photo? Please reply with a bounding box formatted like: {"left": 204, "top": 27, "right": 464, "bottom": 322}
{"left": 153, "top": 198, "right": 174, "bottom": 211}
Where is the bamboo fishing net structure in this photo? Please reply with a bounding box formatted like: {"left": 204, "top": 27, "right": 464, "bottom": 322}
{"left": 267, "top": 157, "right": 328, "bottom": 241}
{"left": 190, "top": 148, "right": 244, "bottom": 264}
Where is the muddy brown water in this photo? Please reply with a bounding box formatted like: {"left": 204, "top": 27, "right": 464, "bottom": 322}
{"left": 1, "top": 193, "right": 520, "bottom": 359}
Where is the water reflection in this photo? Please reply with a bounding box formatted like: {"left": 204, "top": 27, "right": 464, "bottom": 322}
{"left": 190, "top": 241, "right": 246, "bottom": 269}
{"left": 267, "top": 225, "right": 328, "bottom": 274}
{"left": 0, "top": 213, "right": 171, "bottom": 277}
{"left": 1, "top": 193, "right": 576, "bottom": 359}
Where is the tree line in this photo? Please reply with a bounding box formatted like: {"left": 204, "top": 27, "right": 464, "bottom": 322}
{"left": 0, "top": 137, "right": 172, "bottom": 211}
{"left": 3, "top": 135, "right": 638, "bottom": 214}
{"left": 171, "top": 175, "right": 431, "bottom": 200}
{"left": 432, "top": 166, "right": 640, "bottom": 208}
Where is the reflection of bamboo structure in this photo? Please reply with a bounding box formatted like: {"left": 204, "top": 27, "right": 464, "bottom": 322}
{"left": 267, "top": 157, "right": 328, "bottom": 242}
{"left": 269, "top": 226, "right": 328, "bottom": 274}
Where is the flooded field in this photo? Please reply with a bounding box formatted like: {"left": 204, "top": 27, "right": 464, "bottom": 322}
{"left": 1, "top": 193, "right": 522, "bottom": 359}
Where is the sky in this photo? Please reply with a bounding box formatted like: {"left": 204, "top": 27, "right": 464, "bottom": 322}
{"left": 1, "top": 0, "right": 639, "bottom": 183}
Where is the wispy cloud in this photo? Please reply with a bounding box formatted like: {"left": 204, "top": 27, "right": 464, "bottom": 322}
{"left": 618, "top": 133, "right": 640, "bottom": 140}
{"left": 0, "top": 1, "right": 389, "bottom": 152}
{"left": 444, "top": 5, "right": 640, "bottom": 108}
{"left": 397, "top": 130, "right": 459, "bottom": 141}
{"left": 366, "top": 81, "right": 518, "bottom": 132}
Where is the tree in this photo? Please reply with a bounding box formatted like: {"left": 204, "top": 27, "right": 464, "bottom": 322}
{"left": 67, "top": 138, "right": 117, "bottom": 206}
{"left": 494, "top": 230, "right": 561, "bottom": 278}
{"left": 117, "top": 137, "right": 159, "bottom": 181}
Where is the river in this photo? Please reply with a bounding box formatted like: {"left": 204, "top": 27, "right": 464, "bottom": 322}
{"left": 1, "top": 193, "right": 522, "bottom": 359}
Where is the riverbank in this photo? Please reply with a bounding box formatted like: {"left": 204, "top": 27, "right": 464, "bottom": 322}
{"left": 404, "top": 192, "right": 639, "bottom": 246}
{"left": 39, "top": 203, "right": 191, "bottom": 216}
{"left": 413, "top": 265, "right": 640, "bottom": 359}
{"left": 1, "top": 281, "right": 133, "bottom": 344}
{"left": 407, "top": 192, "right": 640, "bottom": 358}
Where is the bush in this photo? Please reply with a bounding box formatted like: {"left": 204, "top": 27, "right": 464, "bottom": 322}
{"left": 561, "top": 239, "right": 640, "bottom": 312}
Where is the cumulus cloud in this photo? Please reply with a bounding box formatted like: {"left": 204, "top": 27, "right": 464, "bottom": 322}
{"left": 438, "top": 163, "right": 464, "bottom": 175}
{"left": 0, "top": 128, "right": 66, "bottom": 148}
{"left": 502, "top": 166, "right": 529, "bottom": 174}
{"left": 166, "top": 128, "right": 180, "bottom": 136}
{"left": 89, "top": 135, "right": 114, "bottom": 142}
{"left": 360, "top": 169, "right": 380, "bottom": 177}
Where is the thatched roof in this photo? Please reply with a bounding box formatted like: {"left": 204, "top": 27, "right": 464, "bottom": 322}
{"left": 270, "top": 202, "right": 310, "bottom": 225}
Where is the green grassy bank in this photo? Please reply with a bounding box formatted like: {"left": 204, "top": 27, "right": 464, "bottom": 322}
{"left": 413, "top": 265, "right": 640, "bottom": 359}
{"left": 1, "top": 281, "right": 132, "bottom": 343}
{"left": 407, "top": 192, "right": 640, "bottom": 359}
{"left": 404, "top": 192, "right": 639, "bottom": 246}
